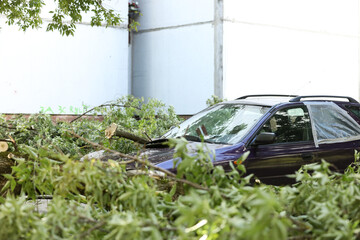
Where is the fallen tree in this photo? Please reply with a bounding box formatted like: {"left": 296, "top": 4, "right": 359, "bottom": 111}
{"left": 0, "top": 96, "right": 359, "bottom": 239}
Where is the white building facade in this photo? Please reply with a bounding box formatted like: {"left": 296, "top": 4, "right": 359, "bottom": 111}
{"left": 0, "top": 0, "right": 129, "bottom": 114}
{"left": 131, "top": 0, "right": 217, "bottom": 114}
{"left": 223, "top": 0, "right": 359, "bottom": 101}
{"left": 0, "top": 0, "right": 359, "bottom": 115}
{"left": 133, "top": 0, "right": 360, "bottom": 114}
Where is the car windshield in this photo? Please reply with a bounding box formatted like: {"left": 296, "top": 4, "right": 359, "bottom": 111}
{"left": 164, "top": 104, "right": 270, "bottom": 144}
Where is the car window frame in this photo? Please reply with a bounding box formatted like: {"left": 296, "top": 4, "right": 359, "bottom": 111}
{"left": 340, "top": 103, "right": 360, "bottom": 123}
{"left": 247, "top": 103, "right": 315, "bottom": 147}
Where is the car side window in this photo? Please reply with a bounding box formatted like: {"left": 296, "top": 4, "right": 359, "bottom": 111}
{"left": 260, "top": 106, "right": 313, "bottom": 143}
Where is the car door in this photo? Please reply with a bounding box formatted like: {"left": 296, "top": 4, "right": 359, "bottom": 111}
{"left": 304, "top": 102, "right": 360, "bottom": 172}
{"left": 244, "top": 105, "right": 317, "bottom": 184}
{"left": 314, "top": 141, "right": 360, "bottom": 172}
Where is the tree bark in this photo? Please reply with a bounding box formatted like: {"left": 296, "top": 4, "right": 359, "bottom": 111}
{"left": 0, "top": 152, "right": 15, "bottom": 194}
{"left": 105, "top": 123, "right": 149, "bottom": 144}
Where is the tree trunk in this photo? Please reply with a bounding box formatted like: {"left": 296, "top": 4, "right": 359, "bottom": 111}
{"left": 0, "top": 142, "right": 8, "bottom": 152}
{"left": 0, "top": 152, "right": 15, "bottom": 194}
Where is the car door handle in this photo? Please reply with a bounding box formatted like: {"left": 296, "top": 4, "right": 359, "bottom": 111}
{"left": 301, "top": 153, "right": 313, "bottom": 161}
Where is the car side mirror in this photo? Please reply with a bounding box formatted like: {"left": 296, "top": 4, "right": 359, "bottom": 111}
{"left": 253, "top": 132, "right": 276, "bottom": 145}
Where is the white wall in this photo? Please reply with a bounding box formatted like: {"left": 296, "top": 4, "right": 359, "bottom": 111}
{"left": 0, "top": 0, "right": 129, "bottom": 114}
{"left": 223, "top": 0, "right": 359, "bottom": 100}
{"left": 132, "top": 0, "right": 215, "bottom": 114}
{"left": 4, "top": 0, "right": 357, "bottom": 114}
{"left": 137, "top": 0, "right": 214, "bottom": 30}
{"left": 134, "top": 0, "right": 360, "bottom": 115}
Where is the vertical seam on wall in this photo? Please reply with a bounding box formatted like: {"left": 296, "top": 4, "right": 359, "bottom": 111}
{"left": 130, "top": 30, "right": 134, "bottom": 95}
{"left": 214, "top": 0, "right": 224, "bottom": 98}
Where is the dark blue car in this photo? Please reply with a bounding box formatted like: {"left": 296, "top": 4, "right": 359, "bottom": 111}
{"left": 150, "top": 95, "right": 360, "bottom": 184}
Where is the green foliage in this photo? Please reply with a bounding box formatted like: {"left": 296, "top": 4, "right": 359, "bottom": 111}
{"left": 0, "top": 0, "right": 124, "bottom": 36}
{"left": 1, "top": 139, "right": 292, "bottom": 240}
{"left": 279, "top": 159, "right": 360, "bottom": 239}
{"left": 206, "top": 95, "right": 226, "bottom": 107}
{"left": 0, "top": 195, "right": 47, "bottom": 239}
{"left": 0, "top": 96, "right": 360, "bottom": 239}
{"left": 99, "top": 96, "right": 180, "bottom": 139}
{"left": 5, "top": 139, "right": 360, "bottom": 239}
{"left": 0, "top": 96, "right": 180, "bottom": 157}
{"left": 95, "top": 96, "right": 181, "bottom": 153}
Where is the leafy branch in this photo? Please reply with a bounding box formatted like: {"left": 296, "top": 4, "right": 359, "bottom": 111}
{"left": 0, "top": 0, "right": 124, "bottom": 36}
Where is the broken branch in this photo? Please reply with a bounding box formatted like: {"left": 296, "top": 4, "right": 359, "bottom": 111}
{"left": 70, "top": 104, "right": 141, "bottom": 123}
{"left": 105, "top": 123, "right": 149, "bottom": 144}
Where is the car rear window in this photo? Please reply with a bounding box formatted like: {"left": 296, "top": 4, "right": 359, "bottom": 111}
{"left": 305, "top": 102, "right": 360, "bottom": 147}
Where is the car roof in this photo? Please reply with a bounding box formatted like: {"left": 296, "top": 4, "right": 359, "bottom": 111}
{"left": 225, "top": 98, "right": 289, "bottom": 107}
{"left": 224, "top": 95, "right": 359, "bottom": 107}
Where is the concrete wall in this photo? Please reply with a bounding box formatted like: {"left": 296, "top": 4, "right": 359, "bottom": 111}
{"left": 132, "top": 0, "right": 215, "bottom": 114}
{"left": 0, "top": 0, "right": 129, "bottom": 114}
{"left": 133, "top": 0, "right": 360, "bottom": 114}
{"left": 223, "top": 0, "right": 360, "bottom": 100}
{"left": 2, "top": 0, "right": 358, "bottom": 115}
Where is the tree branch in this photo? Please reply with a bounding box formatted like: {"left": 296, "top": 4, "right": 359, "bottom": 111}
{"left": 70, "top": 104, "right": 141, "bottom": 123}
{"left": 105, "top": 123, "right": 149, "bottom": 144}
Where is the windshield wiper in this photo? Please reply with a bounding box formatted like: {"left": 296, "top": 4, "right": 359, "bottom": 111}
{"left": 182, "top": 135, "right": 202, "bottom": 142}
{"left": 147, "top": 135, "right": 229, "bottom": 148}
{"left": 182, "top": 135, "right": 222, "bottom": 144}
{"left": 182, "top": 135, "right": 230, "bottom": 145}
{"left": 203, "top": 139, "right": 230, "bottom": 145}
{"left": 145, "top": 138, "right": 170, "bottom": 148}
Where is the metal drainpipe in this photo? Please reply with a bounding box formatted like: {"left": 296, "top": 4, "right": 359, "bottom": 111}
{"left": 214, "top": 0, "right": 224, "bottom": 99}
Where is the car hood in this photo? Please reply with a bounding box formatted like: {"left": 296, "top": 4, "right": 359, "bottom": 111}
{"left": 142, "top": 141, "right": 230, "bottom": 167}
{"left": 81, "top": 139, "right": 240, "bottom": 171}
